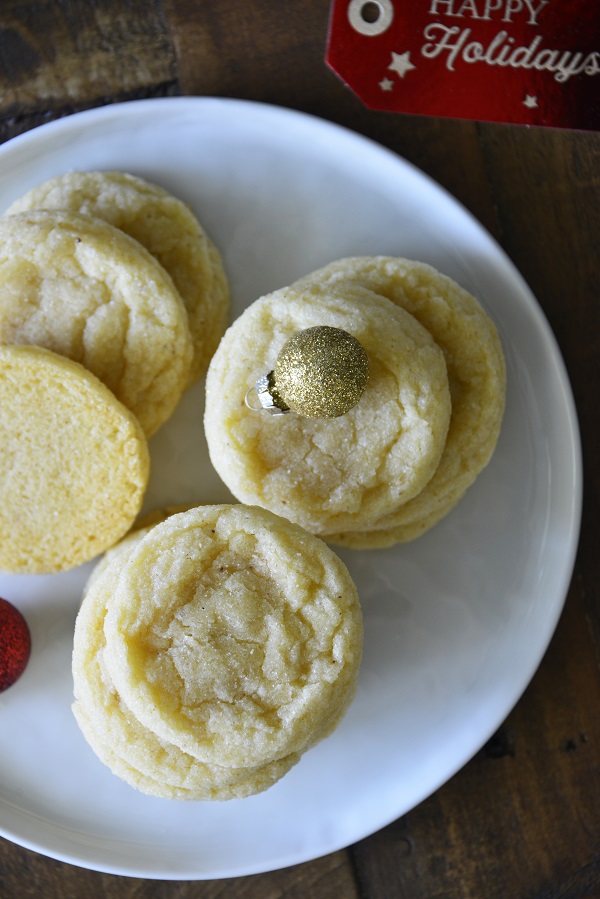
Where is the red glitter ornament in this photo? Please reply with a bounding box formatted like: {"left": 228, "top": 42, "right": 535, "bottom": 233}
{"left": 0, "top": 597, "right": 31, "bottom": 692}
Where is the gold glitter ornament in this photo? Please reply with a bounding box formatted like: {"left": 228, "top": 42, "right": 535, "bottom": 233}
{"left": 246, "top": 326, "right": 369, "bottom": 418}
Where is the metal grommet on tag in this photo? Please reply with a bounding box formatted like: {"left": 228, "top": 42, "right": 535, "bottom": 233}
{"left": 347, "top": 0, "right": 394, "bottom": 37}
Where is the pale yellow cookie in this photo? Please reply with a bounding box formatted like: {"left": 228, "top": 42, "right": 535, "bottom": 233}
{"left": 204, "top": 284, "right": 451, "bottom": 536}
{"left": 102, "top": 505, "right": 363, "bottom": 769}
{"left": 0, "top": 210, "right": 193, "bottom": 436}
{"left": 293, "top": 257, "right": 506, "bottom": 546}
{"left": 72, "top": 702, "right": 300, "bottom": 800}
{"left": 72, "top": 703, "right": 208, "bottom": 800}
{"left": 6, "top": 171, "right": 229, "bottom": 382}
{"left": 0, "top": 345, "right": 149, "bottom": 574}
{"left": 82, "top": 505, "right": 192, "bottom": 593}
{"left": 72, "top": 513, "right": 300, "bottom": 800}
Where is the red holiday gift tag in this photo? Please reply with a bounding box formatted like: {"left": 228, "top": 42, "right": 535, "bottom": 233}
{"left": 326, "top": 0, "right": 600, "bottom": 130}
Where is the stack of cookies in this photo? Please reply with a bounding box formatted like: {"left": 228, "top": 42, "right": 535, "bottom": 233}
{"left": 0, "top": 171, "right": 229, "bottom": 574}
{"left": 205, "top": 256, "right": 506, "bottom": 547}
{"left": 72, "top": 504, "right": 363, "bottom": 799}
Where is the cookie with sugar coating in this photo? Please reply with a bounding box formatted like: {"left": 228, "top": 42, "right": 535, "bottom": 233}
{"left": 204, "top": 283, "right": 451, "bottom": 536}
{"left": 6, "top": 171, "right": 229, "bottom": 382}
{"left": 0, "top": 209, "right": 193, "bottom": 436}
{"left": 72, "top": 510, "right": 301, "bottom": 800}
{"left": 102, "top": 504, "right": 363, "bottom": 770}
{"left": 82, "top": 504, "right": 192, "bottom": 593}
{"left": 292, "top": 257, "right": 506, "bottom": 547}
{"left": 72, "top": 701, "right": 300, "bottom": 800}
{"left": 0, "top": 345, "right": 149, "bottom": 574}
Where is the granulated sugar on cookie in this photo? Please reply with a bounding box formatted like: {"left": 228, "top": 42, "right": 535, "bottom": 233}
{"left": 293, "top": 257, "right": 506, "bottom": 547}
{"left": 204, "top": 257, "right": 505, "bottom": 547}
{"left": 204, "top": 283, "right": 452, "bottom": 537}
{"left": 0, "top": 209, "right": 193, "bottom": 436}
{"left": 94, "top": 505, "right": 362, "bottom": 785}
{"left": 0, "top": 345, "right": 149, "bottom": 574}
{"left": 73, "top": 510, "right": 303, "bottom": 800}
{"left": 6, "top": 171, "right": 229, "bottom": 382}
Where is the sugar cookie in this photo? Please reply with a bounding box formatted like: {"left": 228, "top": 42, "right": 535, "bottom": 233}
{"left": 72, "top": 512, "right": 301, "bottom": 800}
{"left": 0, "top": 210, "right": 193, "bottom": 436}
{"left": 6, "top": 171, "right": 229, "bottom": 382}
{"left": 102, "top": 505, "right": 363, "bottom": 769}
{"left": 0, "top": 345, "right": 149, "bottom": 574}
{"left": 72, "top": 701, "right": 300, "bottom": 800}
{"left": 204, "top": 284, "right": 451, "bottom": 536}
{"left": 294, "top": 257, "right": 506, "bottom": 546}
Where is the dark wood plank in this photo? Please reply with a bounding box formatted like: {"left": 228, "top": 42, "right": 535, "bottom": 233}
{"left": 0, "top": 0, "right": 178, "bottom": 123}
{"left": 0, "top": 840, "right": 359, "bottom": 898}
{"left": 477, "top": 125, "right": 600, "bottom": 657}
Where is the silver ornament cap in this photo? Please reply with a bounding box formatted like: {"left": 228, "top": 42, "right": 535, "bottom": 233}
{"left": 246, "top": 326, "right": 369, "bottom": 419}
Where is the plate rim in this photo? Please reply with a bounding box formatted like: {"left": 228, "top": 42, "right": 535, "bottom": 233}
{"left": 0, "top": 95, "right": 583, "bottom": 880}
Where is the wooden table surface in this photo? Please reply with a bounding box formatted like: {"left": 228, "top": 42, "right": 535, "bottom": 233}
{"left": 0, "top": 2, "right": 598, "bottom": 897}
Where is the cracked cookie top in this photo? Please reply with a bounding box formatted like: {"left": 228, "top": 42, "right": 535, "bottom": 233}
{"left": 102, "top": 504, "right": 363, "bottom": 770}
{"left": 0, "top": 209, "right": 193, "bottom": 435}
{"left": 293, "top": 258, "right": 506, "bottom": 547}
{"left": 72, "top": 508, "right": 302, "bottom": 800}
{"left": 6, "top": 171, "right": 229, "bottom": 383}
{"left": 204, "top": 282, "right": 451, "bottom": 536}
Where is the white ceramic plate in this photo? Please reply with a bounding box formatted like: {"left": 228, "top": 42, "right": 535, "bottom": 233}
{"left": 0, "top": 98, "right": 581, "bottom": 880}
